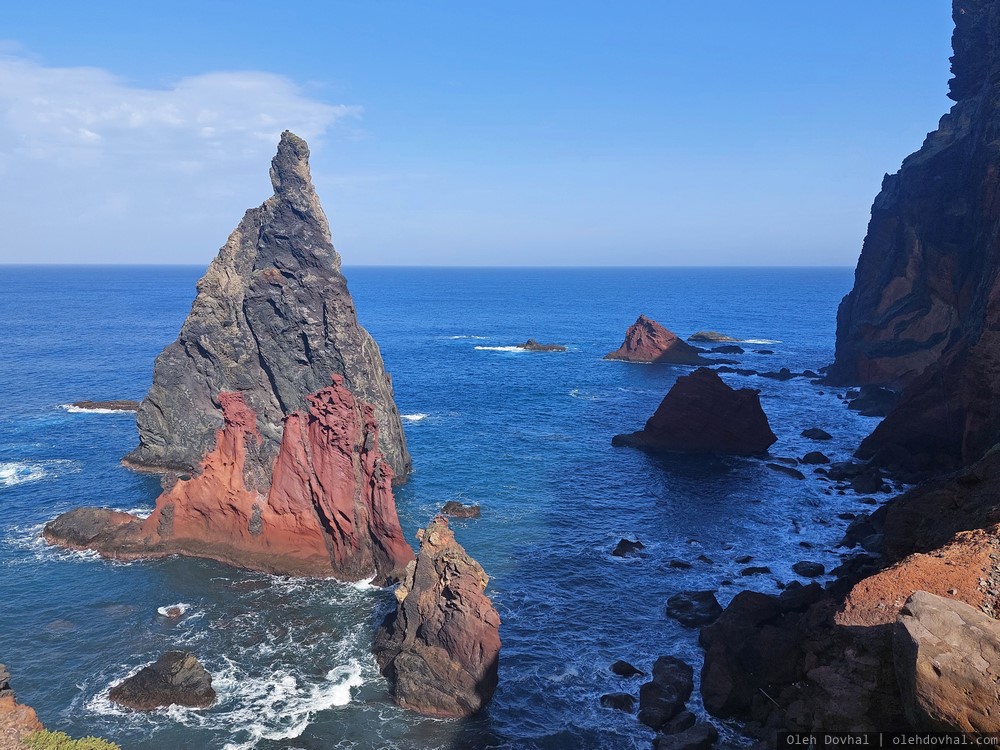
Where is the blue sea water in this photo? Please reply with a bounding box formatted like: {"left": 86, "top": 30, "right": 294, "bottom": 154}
{"left": 0, "top": 265, "right": 879, "bottom": 750}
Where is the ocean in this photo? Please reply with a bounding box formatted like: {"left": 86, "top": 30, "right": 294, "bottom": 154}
{"left": 0, "top": 265, "right": 877, "bottom": 749}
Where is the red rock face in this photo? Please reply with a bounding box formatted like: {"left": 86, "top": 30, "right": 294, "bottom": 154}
{"left": 45, "top": 377, "right": 414, "bottom": 584}
{"left": 613, "top": 368, "right": 777, "bottom": 455}
{"left": 605, "top": 315, "right": 708, "bottom": 365}
{"left": 373, "top": 516, "right": 501, "bottom": 718}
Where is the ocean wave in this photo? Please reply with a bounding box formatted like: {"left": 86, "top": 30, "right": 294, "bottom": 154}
{"left": 742, "top": 338, "right": 782, "bottom": 345}
{"left": 474, "top": 345, "right": 526, "bottom": 353}
{"left": 3, "top": 521, "right": 104, "bottom": 565}
{"left": 60, "top": 404, "right": 135, "bottom": 415}
{"left": 446, "top": 335, "right": 487, "bottom": 340}
{"left": 401, "top": 413, "right": 428, "bottom": 423}
{"left": 0, "top": 459, "right": 79, "bottom": 489}
{"left": 568, "top": 389, "right": 600, "bottom": 401}
{"left": 157, "top": 603, "right": 192, "bottom": 618}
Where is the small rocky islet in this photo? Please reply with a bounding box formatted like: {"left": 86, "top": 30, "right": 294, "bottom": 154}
{"left": 8, "top": 2, "right": 1000, "bottom": 746}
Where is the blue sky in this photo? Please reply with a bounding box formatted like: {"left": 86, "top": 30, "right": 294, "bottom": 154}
{"left": 0, "top": 1, "right": 953, "bottom": 265}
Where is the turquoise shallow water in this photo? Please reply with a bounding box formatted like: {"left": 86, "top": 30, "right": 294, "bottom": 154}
{"left": 0, "top": 266, "right": 877, "bottom": 749}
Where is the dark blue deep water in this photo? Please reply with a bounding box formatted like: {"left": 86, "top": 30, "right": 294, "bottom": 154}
{"left": 0, "top": 266, "right": 878, "bottom": 750}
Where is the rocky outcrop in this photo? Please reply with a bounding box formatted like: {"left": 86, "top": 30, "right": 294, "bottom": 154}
{"left": 70, "top": 400, "right": 139, "bottom": 412}
{"left": 0, "top": 664, "right": 42, "bottom": 749}
{"left": 688, "top": 331, "right": 738, "bottom": 343}
{"left": 612, "top": 368, "right": 776, "bottom": 455}
{"left": 516, "top": 339, "right": 566, "bottom": 352}
{"left": 123, "top": 131, "right": 410, "bottom": 483}
{"left": 373, "top": 516, "right": 501, "bottom": 718}
{"left": 828, "top": 1, "right": 1000, "bottom": 472}
{"left": 894, "top": 591, "right": 1000, "bottom": 731}
{"left": 605, "top": 316, "right": 709, "bottom": 365}
{"left": 109, "top": 652, "right": 215, "bottom": 711}
{"left": 45, "top": 377, "right": 414, "bottom": 584}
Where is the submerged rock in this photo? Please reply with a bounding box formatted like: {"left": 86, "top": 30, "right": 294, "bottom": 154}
{"left": 373, "top": 516, "right": 501, "bottom": 718}
{"left": 801, "top": 428, "right": 832, "bottom": 441}
{"left": 638, "top": 656, "right": 694, "bottom": 731}
{"left": 70, "top": 400, "right": 139, "bottom": 411}
{"left": 612, "top": 538, "right": 645, "bottom": 557}
{"left": 611, "top": 660, "right": 645, "bottom": 678}
{"left": 516, "top": 338, "right": 566, "bottom": 352}
{"left": 109, "top": 652, "right": 215, "bottom": 711}
{"left": 123, "top": 131, "right": 410, "bottom": 483}
{"left": 441, "top": 500, "right": 481, "bottom": 518}
{"left": 612, "top": 368, "right": 776, "bottom": 455}
{"left": 600, "top": 693, "right": 635, "bottom": 712}
{"left": 46, "top": 378, "right": 414, "bottom": 583}
{"left": 605, "top": 316, "right": 710, "bottom": 365}
{"left": 688, "top": 331, "right": 739, "bottom": 343}
{"left": 666, "top": 591, "right": 723, "bottom": 627}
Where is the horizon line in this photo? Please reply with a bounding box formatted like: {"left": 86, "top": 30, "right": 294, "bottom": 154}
{"left": 0, "top": 262, "right": 857, "bottom": 270}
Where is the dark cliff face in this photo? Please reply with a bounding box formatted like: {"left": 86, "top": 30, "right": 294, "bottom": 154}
{"left": 124, "top": 131, "right": 411, "bottom": 484}
{"left": 830, "top": 1, "right": 1000, "bottom": 471}
{"left": 828, "top": 0, "right": 1000, "bottom": 390}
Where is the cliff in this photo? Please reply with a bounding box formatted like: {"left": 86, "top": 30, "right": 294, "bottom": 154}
{"left": 45, "top": 377, "right": 414, "bottom": 584}
{"left": 374, "top": 516, "right": 501, "bottom": 718}
{"left": 124, "top": 131, "right": 411, "bottom": 484}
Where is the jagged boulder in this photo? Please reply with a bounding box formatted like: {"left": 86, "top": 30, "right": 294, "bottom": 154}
{"left": 45, "top": 377, "right": 414, "bottom": 583}
{"left": 605, "top": 316, "right": 709, "bottom": 365}
{"left": 124, "top": 131, "right": 410, "bottom": 483}
{"left": 374, "top": 517, "right": 501, "bottom": 717}
{"left": 894, "top": 591, "right": 1000, "bottom": 731}
{"left": 108, "top": 652, "right": 215, "bottom": 711}
{"left": 612, "top": 368, "right": 776, "bottom": 455}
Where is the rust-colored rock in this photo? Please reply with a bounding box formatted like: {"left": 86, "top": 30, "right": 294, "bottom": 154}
{"left": 0, "top": 665, "right": 42, "bottom": 750}
{"left": 373, "top": 516, "right": 501, "bottom": 718}
{"left": 612, "top": 368, "right": 776, "bottom": 455}
{"left": 894, "top": 591, "right": 1000, "bottom": 732}
{"left": 44, "top": 376, "right": 414, "bottom": 584}
{"left": 605, "top": 316, "right": 710, "bottom": 365}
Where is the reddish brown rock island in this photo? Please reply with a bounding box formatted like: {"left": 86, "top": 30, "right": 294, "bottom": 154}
{"left": 605, "top": 315, "right": 709, "bottom": 365}
{"left": 43, "top": 132, "right": 415, "bottom": 584}
{"left": 374, "top": 516, "right": 502, "bottom": 718}
{"left": 612, "top": 368, "right": 776, "bottom": 455}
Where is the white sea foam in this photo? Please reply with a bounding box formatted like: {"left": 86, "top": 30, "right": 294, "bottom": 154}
{"left": 0, "top": 459, "right": 79, "bottom": 489}
{"left": 401, "top": 413, "right": 428, "bottom": 423}
{"left": 742, "top": 338, "right": 782, "bottom": 345}
{"left": 568, "top": 389, "right": 600, "bottom": 401}
{"left": 60, "top": 404, "right": 135, "bottom": 415}
{"left": 474, "top": 345, "right": 526, "bottom": 353}
{"left": 348, "top": 575, "right": 378, "bottom": 592}
{"left": 446, "top": 335, "right": 487, "bottom": 339}
{"left": 157, "top": 602, "right": 191, "bottom": 618}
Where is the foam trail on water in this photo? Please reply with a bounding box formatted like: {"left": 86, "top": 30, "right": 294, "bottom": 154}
{"left": 0, "top": 459, "right": 79, "bottom": 489}
{"left": 474, "top": 346, "right": 526, "bottom": 353}
{"left": 61, "top": 404, "right": 135, "bottom": 415}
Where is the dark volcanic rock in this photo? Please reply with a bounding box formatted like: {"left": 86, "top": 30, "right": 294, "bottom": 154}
{"left": 612, "top": 368, "right": 776, "bottom": 455}
{"left": 70, "top": 400, "right": 139, "bottom": 411}
{"left": 108, "top": 652, "right": 215, "bottom": 710}
{"left": 689, "top": 331, "right": 738, "bottom": 343}
{"left": 712, "top": 345, "right": 745, "bottom": 354}
{"left": 802, "top": 451, "right": 830, "bottom": 465}
{"left": 761, "top": 368, "right": 796, "bottom": 381}
{"left": 666, "top": 591, "right": 723, "bottom": 627}
{"left": 792, "top": 561, "right": 825, "bottom": 578}
{"left": 828, "top": 1, "right": 1000, "bottom": 473}
{"left": 612, "top": 538, "right": 645, "bottom": 557}
{"left": 516, "top": 338, "right": 566, "bottom": 352}
{"left": 605, "top": 315, "right": 710, "bottom": 365}
{"left": 611, "top": 660, "right": 645, "bottom": 678}
{"left": 653, "top": 723, "right": 718, "bottom": 750}
{"left": 441, "top": 500, "right": 481, "bottom": 518}
{"left": 600, "top": 693, "right": 635, "bottom": 712}
{"left": 802, "top": 428, "right": 832, "bottom": 441}
{"left": 767, "top": 463, "right": 806, "bottom": 480}
{"left": 739, "top": 566, "right": 772, "bottom": 577}
{"left": 374, "top": 516, "right": 501, "bottom": 718}
{"left": 123, "top": 131, "right": 411, "bottom": 483}
{"left": 846, "top": 386, "right": 898, "bottom": 417}
{"left": 638, "top": 656, "right": 694, "bottom": 731}
{"left": 46, "top": 379, "right": 415, "bottom": 583}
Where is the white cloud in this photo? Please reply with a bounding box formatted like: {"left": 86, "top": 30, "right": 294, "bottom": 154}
{"left": 0, "top": 54, "right": 360, "bottom": 263}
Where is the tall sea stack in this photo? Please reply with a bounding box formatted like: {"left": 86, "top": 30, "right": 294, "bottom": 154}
{"left": 124, "top": 131, "right": 411, "bottom": 483}
{"left": 829, "top": 1, "right": 1000, "bottom": 471}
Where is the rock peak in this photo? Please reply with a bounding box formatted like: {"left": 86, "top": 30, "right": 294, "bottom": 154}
{"left": 269, "top": 130, "right": 314, "bottom": 197}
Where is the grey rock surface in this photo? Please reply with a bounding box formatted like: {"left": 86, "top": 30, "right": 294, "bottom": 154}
{"left": 124, "top": 131, "right": 410, "bottom": 484}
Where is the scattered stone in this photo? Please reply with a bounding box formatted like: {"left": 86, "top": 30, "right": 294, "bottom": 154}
{"left": 761, "top": 368, "right": 796, "bottom": 381}
{"left": 108, "top": 651, "right": 215, "bottom": 710}
{"left": 792, "top": 561, "right": 825, "bottom": 578}
{"left": 734, "top": 555, "right": 752, "bottom": 564}
{"left": 755, "top": 349, "right": 774, "bottom": 355}
{"left": 669, "top": 559, "right": 693, "bottom": 570}
{"left": 666, "top": 591, "right": 723, "bottom": 627}
{"left": 638, "top": 656, "right": 694, "bottom": 731}
{"left": 517, "top": 339, "right": 566, "bottom": 352}
{"left": 801, "top": 428, "right": 832, "bottom": 441}
{"left": 767, "top": 463, "right": 806, "bottom": 480}
{"left": 612, "top": 538, "right": 645, "bottom": 557}
{"left": 611, "top": 660, "right": 644, "bottom": 678}
{"left": 739, "top": 566, "right": 772, "bottom": 576}
{"left": 600, "top": 692, "right": 635, "bottom": 712}
{"left": 441, "top": 501, "right": 481, "bottom": 519}
{"left": 696, "top": 554, "right": 714, "bottom": 565}
{"left": 801, "top": 451, "right": 830, "bottom": 465}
